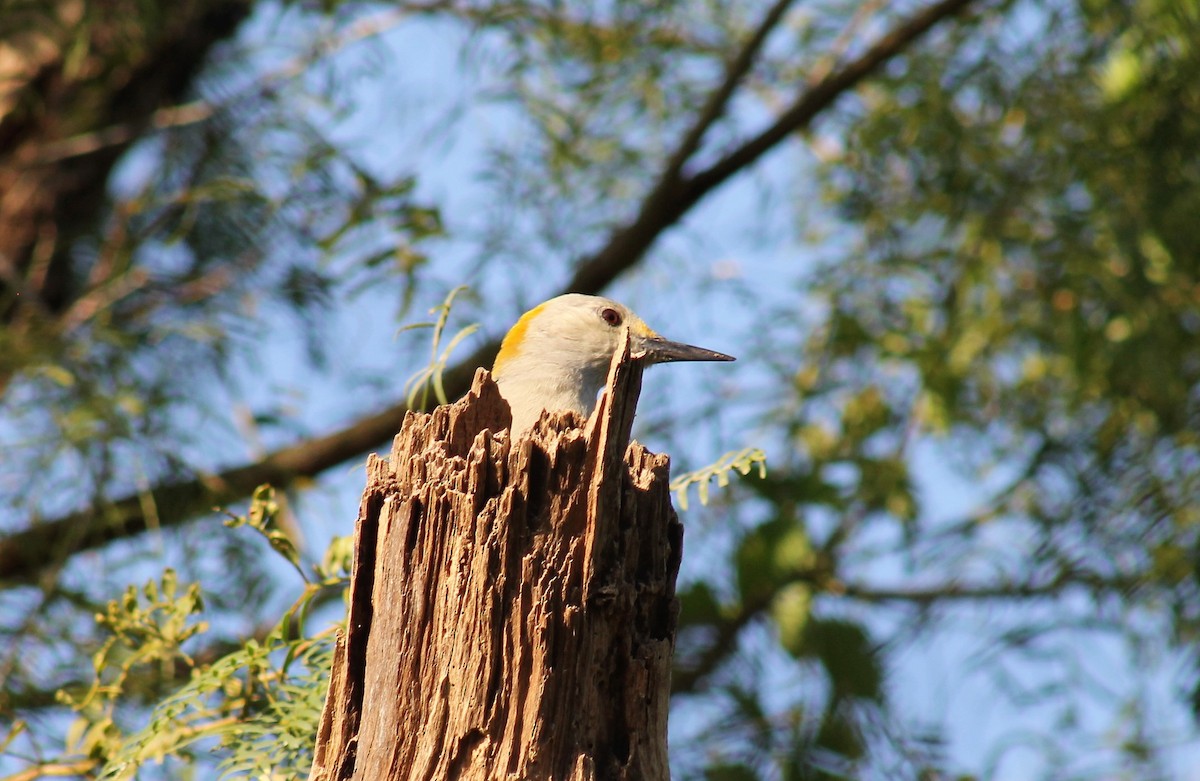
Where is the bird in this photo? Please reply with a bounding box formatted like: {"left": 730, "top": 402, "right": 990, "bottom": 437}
{"left": 492, "top": 293, "right": 734, "bottom": 434}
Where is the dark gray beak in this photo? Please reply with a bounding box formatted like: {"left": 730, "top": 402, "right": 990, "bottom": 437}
{"left": 638, "top": 336, "right": 735, "bottom": 365}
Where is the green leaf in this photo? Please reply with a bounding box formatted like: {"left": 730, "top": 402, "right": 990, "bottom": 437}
{"left": 678, "top": 581, "right": 722, "bottom": 629}
{"left": 671, "top": 447, "right": 767, "bottom": 510}
{"left": 705, "top": 763, "right": 762, "bottom": 781}
{"left": 772, "top": 583, "right": 813, "bottom": 658}
{"left": 814, "top": 708, "right": 864, "bottom": 761}
{"left": 735, "top": 517, "right": 816, "bottom": 606}
{"left": 800, "top": 619, "right": 883, "bottom": 703}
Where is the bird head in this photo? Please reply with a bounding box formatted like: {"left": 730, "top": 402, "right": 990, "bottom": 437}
{"left": 492, "top": 293, "right": 734, "bottom": 433}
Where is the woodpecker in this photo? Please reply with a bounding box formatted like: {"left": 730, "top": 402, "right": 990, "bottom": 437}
{"left": 492, "top": 293, "right": 734, "bottom": 434}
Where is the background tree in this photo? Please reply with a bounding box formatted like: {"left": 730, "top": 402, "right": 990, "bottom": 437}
{"left": 1, "top": 0, "right": 1198, "bottom": 779}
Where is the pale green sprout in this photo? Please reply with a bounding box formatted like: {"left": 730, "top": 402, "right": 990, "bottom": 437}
{"left": 400, "top": 285, "right": 479, "bottom": 410}
{"left": 670, "top": 447, "right": 767, "bottom": 511}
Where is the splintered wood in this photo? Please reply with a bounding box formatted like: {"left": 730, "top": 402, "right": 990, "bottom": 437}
{"left": 308, "top": 335, "right": 681, "bottom": 781}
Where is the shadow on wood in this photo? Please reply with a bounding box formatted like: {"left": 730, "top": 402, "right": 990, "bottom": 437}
{"left": 308, "top": 332, "right": 681, "bottom": 781}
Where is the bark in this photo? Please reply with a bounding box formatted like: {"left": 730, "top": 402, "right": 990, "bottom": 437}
{"left": 308, "top": 335, "right": 681, "bottom": 781}
{"left": 0, "top": 0, "right": 251, "bottom": 324}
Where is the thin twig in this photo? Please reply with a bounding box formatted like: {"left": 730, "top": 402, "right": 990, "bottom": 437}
{"left": 0, "top": 759, "right": 99, "bottom": 781}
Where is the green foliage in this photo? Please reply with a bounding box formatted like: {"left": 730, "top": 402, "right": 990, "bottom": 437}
{"left": 810, "top": 0, "right": 1200, "bottom": 610}
{"left": 222, "top": 485, "right": 306, "bottom": 581}
{"left": 99, "top": 628, "right": 336, "bottom": 780}
{"left": 57, "top": 570, "right": 208, "bottom": 765}
{"left": 0, "top": 0, "right": 448, "bottom": 539}
{"left": 798, "top": 619, "right": 882, "bottom": 704}
{"left": 771, "top": 583, "right": 813, "bottom": 658}
{"left": 671, "top": 447, "right": 767, "bottom": 511}
{"left": 735, "top": 516, "right": 816, "bottom": 605}
{"left": 39, "top": 486, "right": 351, "bottom": 780}
{"left": 677, "top": 581, "right": 724, "bottom": 629}
{"left": 401, "top": 285, "right": 481, "bottom": 410}
{"left": 705, "top": 763, "right": 762, "bottom": 781}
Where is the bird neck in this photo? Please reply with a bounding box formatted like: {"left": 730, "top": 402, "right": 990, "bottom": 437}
{"left": 493, "top": 356, "right": 607, "bottom": 434}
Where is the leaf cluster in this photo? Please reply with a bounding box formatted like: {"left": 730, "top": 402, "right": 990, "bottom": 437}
{"left": 5, "top": 486, "right": 352, "bottom": 780}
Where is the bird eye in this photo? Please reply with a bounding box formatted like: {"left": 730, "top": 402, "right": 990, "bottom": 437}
{"left": 600, "top": 307, "right": 623, "bottom": 327}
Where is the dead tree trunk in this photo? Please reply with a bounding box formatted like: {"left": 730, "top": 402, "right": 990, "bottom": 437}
{"left": 308, "top": 335, "right": 682, "bottom": 781}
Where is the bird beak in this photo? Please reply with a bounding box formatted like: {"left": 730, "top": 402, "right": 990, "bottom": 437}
{"left": 637, "top": 335, "right": 735, "bottom": 365}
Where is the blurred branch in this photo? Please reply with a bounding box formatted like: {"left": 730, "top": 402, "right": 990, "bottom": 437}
{"left": 0, "top": 345, "right": 471, "bottom": 585}
{"left": 566, "top": 0, "right": 981, "bottom": 294}
{"left": 0, "top": 0, "right": 985, "bottom": 586}
{"left": 0, "top": 0, "right": 254, "bottom": 319}
{"left": 660, "top": 0, "right": 797, "bottom": 185}
{"left": 27, "top": 5, "right": 422, "bottom": 165}
{"left": 687, "top": 0, "right": 979, "bottom": 195}
{"left": 1, "top": 759, "right": 99, "bottom": 781}
{"left": 671, "top": 580, "right": 789, "bottom": 695}
{"left": 28, "top": 102, "right": 217, "bottom": 166}
{"left": 842, "top": 578, "right": 1082, "bottom": 604}
{"left": 840, "top": 570, "right": 1139, "bottom": 605}
{"left": 671, "top": 565, "right": 1137, "bottom": 697}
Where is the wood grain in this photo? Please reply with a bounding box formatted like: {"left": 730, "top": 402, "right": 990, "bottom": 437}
{"left": 309, "top": 333, "right": 680, "bottom": 781}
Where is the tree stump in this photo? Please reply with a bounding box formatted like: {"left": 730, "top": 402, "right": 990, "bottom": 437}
{"left": 308, "top": 333, "right": 682, "bottom": 781}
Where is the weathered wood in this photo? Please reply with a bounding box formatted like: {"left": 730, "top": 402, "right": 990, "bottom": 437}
{"left": 308, "top": 333, "right": 681, "bottom": 781}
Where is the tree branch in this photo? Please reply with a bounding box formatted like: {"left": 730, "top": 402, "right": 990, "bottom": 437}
{"left": 671, "top": 568, "right": 1134, "bottom": 696}
{"left": 0, "top": 351, "right": 487, "bottom": 585}
{"left": 660, "top": 0, "right": 797, "bottom": 185}
{"left": 838, "top": 571, "right": 1138, "bottom": 605}
{"left": 671, "top": 584, "right": 779, "bottom": 695}
{"left": 1, "top": 759, "right": 99, "bottom": 781}
{"left": 27, "top": 6, "right": 420, "bottom": 165}
{"left": 686, "top": 0, "right": 979, "bottom": 197}
{"left": 563, "top": 0, "right": 980, "bottom": 295}
{"left": 1, "top": 0, "right": 985, "bottom": 586}
{"left": 0, "top": 0, "right": 254, "bottom": 321}
{"left": 839, "top": 580, "right": 1064, "bottom": 604}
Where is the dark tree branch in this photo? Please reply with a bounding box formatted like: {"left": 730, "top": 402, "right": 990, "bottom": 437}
{"left": 838, "top": 571, "right": 1138, "bottom": 605}
{"left": 563, "top": 0, "right": 980, "bottom": 295}
{"left": 661, "top": 0, "right": 797, "bottom": 184}
{"left": 0, "top": 351, "right": 487, "bottom": 585}
{"left": 687, "top": 0, "right": 978, "bottom": 196}
{"left": 839, "top": 582, "right": 1056, "bottom": 604}
{"left": 1, "top": 0, "right": 984, "bottom": 586}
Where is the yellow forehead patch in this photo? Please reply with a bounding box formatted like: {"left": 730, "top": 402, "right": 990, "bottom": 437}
{"left": 493, "top": 302, "right": 548, "bottom": 372}
{"left": 630, "top": 317, "right": 659, "bottom": 339}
